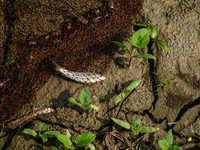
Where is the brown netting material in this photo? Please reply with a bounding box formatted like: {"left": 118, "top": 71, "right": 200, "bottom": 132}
{"left": 0, "top": 0, "right": 144, "bottom": 125}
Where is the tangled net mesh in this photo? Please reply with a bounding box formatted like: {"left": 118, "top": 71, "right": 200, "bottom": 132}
{"left": 0, "top": 0, "right": 143, "bottom": 124}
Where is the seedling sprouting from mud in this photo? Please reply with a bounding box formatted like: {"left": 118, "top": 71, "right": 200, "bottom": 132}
{"left": 51, "top": 130, "right": 96, "bottom": 150}
{"left": 136, "top": 23, "right": 168, "bottom": 52}
{"left": 100, "top": 95, "right": 110, "bottom": 102}
{"left": 23, "top": 123, "right": 96, "bottom": 149}
{"left": 154, "top": 72, "right": 176, "bottom": 95}
{"left": 23, "top": 122, "right": 60, "bottom": 142}
{"left": 67, "top": 88, "right": 99, "bottom": 112}
{"left": 27, "top": 0, "right": 41, "bottom": 11}
{"left": 111, "top": 118, "right": 159, "bottom": 135}
{"left": 112, "top": 28, "right": 156, "bottom": 67}
{"left": 113, "top": 80, "right": 141, "bottom": 104}
{"left": 0, "top": 60, "right": 15, "bottom": 68}
{"left": 149, "top": 70, "right": 159, "bottom": 81}
{"left": 158, "top": 129, "right": 182, "bottom": 150}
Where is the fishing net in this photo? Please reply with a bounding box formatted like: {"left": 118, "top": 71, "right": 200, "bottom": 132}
{"left": 0, "top": 0, "right": 144, "bottom": 124}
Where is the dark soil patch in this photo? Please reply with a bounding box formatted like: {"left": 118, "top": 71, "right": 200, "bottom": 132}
{"left": 0, "top": 0, "right": 144, "bottom": 125}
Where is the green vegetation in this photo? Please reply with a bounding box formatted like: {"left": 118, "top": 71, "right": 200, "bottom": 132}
{"left": 0, "top": 60, "right": 15, "bottom": 68}
{"left": 19, "top": 18, "right": 183, "bottom": 149}
{"left": 158, "top": 129, "right": 182, "bottom": 150}
{"left": 23, "top": 123, "right": 95, "bottom": 150}
{"left": 100, "top": 95, "right": 110, "bottom": 102}
{"left": 23, "top": 122, "right": 60, "bottom": 143}
{"left": 136, "top": 23, "right": 168, "bottom": 52}
{"left": 113, "top": 23, "right": 168, "bottom": 68}
{"left": 112, "top": 28, "right": 156, "bottom": 67}
{"left": 154, "top": 72, "right": 176, "bottom": 95}
{"left": 51, "top": 130, "right": 96, "bottom": 150}
{"left": 27, "top": 0, "right": 42, "bottom": 11}
{"left": 113, "top": 80, "right": 141, "bottom": 104}
{"left": 67, "top": 88, "right": 99, "bottom": 112}
{"left": 111, "top": 118, "right": 159, "bottom": 135}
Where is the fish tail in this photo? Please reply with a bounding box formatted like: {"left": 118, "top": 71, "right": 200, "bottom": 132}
{"left": 51, "top": 60, "right": 61, "bottom": 72}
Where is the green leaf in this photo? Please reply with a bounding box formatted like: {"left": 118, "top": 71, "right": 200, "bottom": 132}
{"left": 57, "top": 134, "right": 74, "bottom": 149}
{"left": 88, "top": 104, "right": 99, "bottom": 112}
{"left": 127, "top": 39, "right": 140, "bottom": 49}
{"left": 68, "top": 97, "right": 81, "bottom": 105}
{"left": 149, "top": 23, "right": 157, "bottom": 39}
{"left": 51, "top": 146, "right": 59, "bottom": 150}
{"left": 112, "top": 41, "right": 130, "bottom": 54}
{"left": 111, "top": 118, "right": 130, "bottom": 129}
{"left": 131, "top": 119, "right": 141, "bottom": 129}
{"left": 135, "top": 23, "right": 148, "bottom": 27}
{"left": 87, "top": 143, "right": 95, "bottom": 150}
{"left": 155, "top": 40, "right": 168, "bottom": 52}
{"left": 132, "top": 28, "right": 150, "bottom": 48}
{"left": 100, "top": 95, "right": 109, "bottom": 102}
{"left": 132, "top": 129, "right": 139, "bottom": 135}
{"left": 66, "top": 129, "right": 72, "bottom": 140}
{"left": 42, "top": 131, "right": 60, "bottom": 137}
{"left": 75, "top": 133, "right": 96, "bottom": 147}
{"left": 135, "top": 54, "right": 156, "bottom": 59}
{"left": 125, "top": 80, "right": 141, "bottom": 94}
{"left": 158, "top": 140, "right": 169, "bottom": 150}
{"left": 138, "top": 126, "right": 160, "bottom": 133}
{"left": 79, "top": 89, "right": 91, "bottom": 104}
{"left": 23, "top": 129, "right": 37, "bottom": 137}
{"left": 39, "top": 122, "right": 47, "bottom": 131}
{"left": 114, "top": 93, "right": 125, "bottom": 104}
{"left": 154, "top": 84, "right": 165, "bottom": 88}
{"left": 39, "top": 134, "right": 48, "bottom": 142}
{"left": 81, "top": 103, "right": 90, "bottom": 109}
{"left": 166, "top": 129, "right": 173, "bottom": 146}
{"left": 171, "top": 145, "right": 182, "bottom": 150}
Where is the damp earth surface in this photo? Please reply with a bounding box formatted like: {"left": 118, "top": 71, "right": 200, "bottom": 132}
{"left": 0, "top": 0, "right": 200, "bottom": 149}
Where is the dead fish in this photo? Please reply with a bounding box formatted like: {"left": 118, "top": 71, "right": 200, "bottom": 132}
{"left": 52, "top": 61, "right": 106, "bottom": 84}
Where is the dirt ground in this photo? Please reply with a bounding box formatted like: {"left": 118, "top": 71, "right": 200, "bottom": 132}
{"left": 1, "top": 0, "right": 200, "bottom": 149}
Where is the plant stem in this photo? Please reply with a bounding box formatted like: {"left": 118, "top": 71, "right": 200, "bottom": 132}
{"left": 150, "top": 41, "right": 155, "bottom": 51}
{"left": 128, "top": 48, "right": 134, "bottom": 68}
{"left": 128, "top": 57, "right": 132, "bottom": 68}
{"left": 112, "top": 89, "right": 136, "bottom": 130}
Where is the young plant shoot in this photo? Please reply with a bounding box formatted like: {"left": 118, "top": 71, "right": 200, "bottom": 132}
{"left": 154, "top": 71, "right": 176, "bottom": 95}
{"left": 158, "top": 129, "right": 182, "bottom": 150}
{"left": 112, "top": 28, "right": 156, "bottom": 67}
{"left": 135, "top": 23, "right": 168, "bottom": 52}
{"left": 54, "top": 130, "right": 96, "bottom": 150}
{"left": 114, "top": 80, "right": 141, "bottom": 104}
{"left": 23, "top": 123, "right": 96, "bottom": 150}
{"left": 111, "top": 118, "right": 159, "bottom": 135}
{"left": 23, "top": 122, "right": 60, "bottom": 142}
{"left": 67, "top": 88, "right": 99, "bottom": 112}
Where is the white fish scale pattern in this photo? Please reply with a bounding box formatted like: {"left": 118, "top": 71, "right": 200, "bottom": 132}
{"left": 52, "top": 61, "right": 106, "bottom": 84}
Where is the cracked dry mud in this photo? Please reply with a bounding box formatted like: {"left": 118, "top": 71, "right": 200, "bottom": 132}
{"left": 1, "top": 0, "right": 200, "bottom": 149}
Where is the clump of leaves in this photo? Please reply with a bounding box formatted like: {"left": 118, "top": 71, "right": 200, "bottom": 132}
{"left": 154, "top": 72, "right": 176, "bottom": 95}
{"left": 158, "top": 129, "right": 182, "bottom": 150}
{"left": 0, "top": 60, "right": 15, "bottom": 68}
{"left": 113, "top": 28, "right": 156, "bottom": 67}
{"left": 51, "top": 130, "right": 96, "bottom": 150}
{"left": 111, "top": 118, "right": 159, "bottom": 135}
{"left": 23, "top": 122, "right": 60, "bottom": 142}
{"left": 113, "top": 23, "right": 168, "bottom": 68}
{"left": 114, "top": 80, "right": 141, "bottom": 104}
{"left": 136, "top": 23, "right": 169, "bottom": 52}
{"left": 149, "top": 70, "right": 159, "bottom": 81}
{"left": 23, "top": 123, "right": 96, "bottom": 150}
{"left": 27, "top": 0, "right": 41, "bottom": 11}
{"left": 100, "top": 95, "right": 110, "bottom": 102}
{"left": 67, "top": 88, "right": 99, "bottom": 112}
